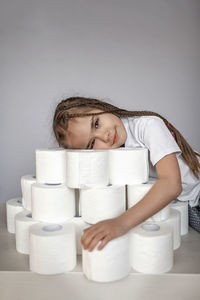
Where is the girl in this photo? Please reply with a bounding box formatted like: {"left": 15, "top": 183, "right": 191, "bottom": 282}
{"left": 53, "top": 96, "right": 200, "bottom": 251}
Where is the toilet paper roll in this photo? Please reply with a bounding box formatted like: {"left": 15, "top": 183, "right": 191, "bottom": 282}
{"left": 109, "top": 147, "right": 149, "bottom": 185}
{"left": 82, "top": 233, "right": 131, "bottom": 282}
{"left": 29, "top": 222, "right": 76, "bottom": 275}
{"left": 21, "top": 175, "right": 36, "bottom": 211}
{"left": 6, "top": 198, "right": 24, "bottom": 233}
{"left": 171, "top": 200, "right": 188, "bottom": 235}
{"left": 66, "top": 150, "right": 109, "bottom": 188}
{"left": 36, "top": 148, "right": 67, "bottom": 184}
{"left": 32, "top": 183, "right": 75, "bottom": 223}
{"left": 70, "top": 217, "right": 90, "bottom": 255}
{"left": 127, "top": 182, "right": 170, "bottom": 221}
{"left": 127, "top": 183, "right": 154, "bottom": 208}
{"left": 147, "top": 204, "right": 171, "bottom": 222}
{"left": 80, "top": 185, "right": 126, "bottom": 224}
{"left": 15, "top": 210, "right": 38, "bottom": 254}
{"left": 129, "top": 223, "right": 173, "bottom": 274}
{"left": 160, "top": 208, "right": 181, "bottom": 250}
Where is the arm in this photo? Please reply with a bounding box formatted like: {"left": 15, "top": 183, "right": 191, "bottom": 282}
{"left": 81, "top": 153, "right": 182, "bottom": 251}
{"left": 118, "top": 152, "right": 182, "bottom": 230}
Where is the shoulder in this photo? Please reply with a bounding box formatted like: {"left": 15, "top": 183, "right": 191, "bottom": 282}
{"left": 134, "top": 115, "right": 165, "bottom": 125}
{"left": 121, "top": 115, "right": 165, "bottom": 125}
{"left": 122, "top": 115, "right": 167, "bottom": 134}
{"left": 137, "top": 115, "right": 167, "bottom": 132}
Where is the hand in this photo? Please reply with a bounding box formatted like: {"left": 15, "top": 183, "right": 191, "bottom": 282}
{"left": 81, "top": 217, "right": 129, "bottom": 252}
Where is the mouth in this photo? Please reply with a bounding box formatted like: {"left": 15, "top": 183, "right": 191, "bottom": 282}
{"left": 113, "top": 130, "right": 117, "bottom": 144}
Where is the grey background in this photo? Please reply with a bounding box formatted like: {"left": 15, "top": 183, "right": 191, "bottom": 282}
{"left": 0, "top": 0, "right": 200, "bottom": 203}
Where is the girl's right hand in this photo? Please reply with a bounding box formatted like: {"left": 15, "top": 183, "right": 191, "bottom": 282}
{"left": 81, "top": 216, "right": 129, "bottom": 252}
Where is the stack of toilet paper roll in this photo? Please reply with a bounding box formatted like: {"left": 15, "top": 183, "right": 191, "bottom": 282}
{"left": 127, "top": 178, "right": 188, "bottom": 247}
{"left": 6, "top": 148, "right": 78, "bottom": 275}
{"left": 66, "top": 148, "right": 129, "bottom": 282}
{"left": 78, "top": 147, "right": 150, "bottom": 282}
{"left": 80, "top": 184, "right": 129, "bottom": 282}
{"left": 6, "top": 146, "right": 189, "bottom": 279}
{"left": 127, "top": 177, "right": 188, "bottom": 274}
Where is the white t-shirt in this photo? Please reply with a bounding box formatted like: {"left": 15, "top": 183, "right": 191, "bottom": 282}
{"left": 121, "top": 116, "right": 200, "bottom": 207}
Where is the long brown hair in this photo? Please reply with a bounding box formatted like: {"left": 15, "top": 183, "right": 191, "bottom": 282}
{"left": 53, "top": 96, "right": 200, "bottom": 179}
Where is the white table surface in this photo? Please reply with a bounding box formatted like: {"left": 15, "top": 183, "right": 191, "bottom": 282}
{"left": 1, "top": 202, "right": 200, "bottom": 300}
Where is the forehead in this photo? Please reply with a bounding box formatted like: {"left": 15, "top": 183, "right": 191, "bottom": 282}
{"left": 66, "top": 116, "right": 91, "bottom": 149}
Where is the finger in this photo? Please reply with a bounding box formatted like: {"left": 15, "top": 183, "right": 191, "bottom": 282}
{"left": 97, "top": 235, "right": 112, "bottom": 251}
{"left": 81, "top": 222, "right": 104, "bottom": 244}
{"left": 83, "top": 222, "right": 101, "bottom": 234}
{"left": 82, "top": 227, "right": 90, "bottom": 233}
{"left": 87, "top": 232, "right": 106, "bottom": 252}
{"left": 83, "top": 221, "right": 101, "bottom": 233}
{"left": 82, "top": 225, "right": 97, "bottom": 236}
{"left": 81, "top": 226, "right": 97, "bottom": 243}
{"left": 83, "top": 220, "right": 104, "bottom": 233}
{"left": 81, "top": 227, "right": 101, "bottom": 248}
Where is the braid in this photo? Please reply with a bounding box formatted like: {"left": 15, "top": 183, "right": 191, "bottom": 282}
{"left": 53, "top": 96, "right": 200, "bottom": 179}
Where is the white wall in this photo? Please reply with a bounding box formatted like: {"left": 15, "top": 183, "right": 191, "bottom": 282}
{"left": 0, "top": 0, "right": 200, "bottom": 202}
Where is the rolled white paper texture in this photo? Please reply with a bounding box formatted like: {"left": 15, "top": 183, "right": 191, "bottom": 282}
{"left": 70, "top": 217, "right": 90, "bottom": 255}
{"left": 36, "top": 148, "right": 67, "bottom": 184}
{"left": 147, "top": 204, "right": 171, "bottom": 222}
{"left": 127, "top": 182, "right": 170, "bottom": 221}
{"left": 6, "top": 198, "right": 24, "bottom": 233}
{"left": 21, "top": 175, "right": 36, "bottom": 211}
{"left": 129, "top": 223, "right": 173, "bottom": 274}
{"left": 29, "top": 222, "right": 76, "bottom": 275}
{"left": 15, "top": 210, "right": 38, "bottom": 254}
{"left": 160, "top": 208, "right": 181, "bottom": 250}
{"left": 82, "top": 233, "right": 131, "bottom": 282}
{"left": 109, "top": 147, "right": 149, "bottom": 185}
{"left": 128, "top": 183, "right": 154, "bottom": 208}
{"left": 171, "top": 200, "right": 188, "bottom": 235}
{"left": 32, "top": 183, "right": 75, "bottom": 223}
{"left": 66, "top": 150, "right": 109, "bottom": 188}
{"left": 80, "top": 185, "right": 126, "bottom": 224}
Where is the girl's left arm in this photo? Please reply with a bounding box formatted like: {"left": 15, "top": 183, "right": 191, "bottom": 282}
{"left": 81, "top": 152, "right": 182, "bottom": 251}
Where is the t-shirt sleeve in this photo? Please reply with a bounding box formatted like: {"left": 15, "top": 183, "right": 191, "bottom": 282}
{"left": 138, "top": 116, "right": 182, "bottom": 166}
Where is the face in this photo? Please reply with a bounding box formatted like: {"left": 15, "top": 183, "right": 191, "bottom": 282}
{"left": 65, "top": 109, "right": 127, "bottom": 150}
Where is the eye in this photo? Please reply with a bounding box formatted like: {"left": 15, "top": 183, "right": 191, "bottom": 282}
{"left": 91, "top": 139, "right": 95, "bottom": 148}
{"left": 95, "top": 118, "right": 99, "bottom": 128}
{"left": 90, "top": 118, "right": 99, "bottom": 149}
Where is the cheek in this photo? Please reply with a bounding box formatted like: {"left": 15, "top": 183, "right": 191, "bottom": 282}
{"left": 94, "top": 140, "right": 110, "bottom": 150}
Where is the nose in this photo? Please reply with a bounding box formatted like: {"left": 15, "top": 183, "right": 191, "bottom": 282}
{"left": 95, "top": 129, "right": 111, "bottom": 143}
